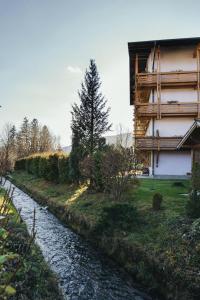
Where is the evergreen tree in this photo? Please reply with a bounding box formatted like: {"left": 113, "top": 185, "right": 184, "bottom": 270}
{"left": 69, "top": 59, "right": 111, "bottom": 183}
{"left": 16, "top": 132, "right": 23, "bottom": 158}
{"left": 9, "top": 125, "right": 17, "bottom": 153}
{"left": 69, "top": 130, "right": 84, "bottom": 184}
{"left": 69, "top": 104, "right": 84, "bottom": 183}
{"left": 16, "top": 117, "right": 30, "bottom": 158}
{"left": 30, "top": 118, "right": 39, "bottom": 154}
{"left": 72, "top": 59, "right": 111, "bottom": 154}
{"left": 21, "top": 117, "right": 30, "bottom": 156}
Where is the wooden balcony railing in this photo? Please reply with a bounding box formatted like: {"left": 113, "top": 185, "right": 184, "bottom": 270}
{"left": 136, "top": 137, "right": 182, "bottom": 150}
{"left": 136, "top": 71, "right": 198, "bottom": 87}
{"left": 136, "top": 102, "right": 199, "bottom": 116}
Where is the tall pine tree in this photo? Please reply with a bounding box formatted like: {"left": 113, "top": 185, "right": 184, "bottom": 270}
{"left": 30, "top": 118, "right": 39, "bottom": 154}
{"left": 72, "top": 59, "right": 111, "bottom": 154}
{"left": 16, "top": 117, "right": 30, "bottom": 158}
{"left": 70, "top": 59, "right": 111, "bottom": 182}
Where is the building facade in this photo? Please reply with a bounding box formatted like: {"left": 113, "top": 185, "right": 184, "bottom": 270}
{"left": 128, "top": 37, "right": 200, "bottom": 176}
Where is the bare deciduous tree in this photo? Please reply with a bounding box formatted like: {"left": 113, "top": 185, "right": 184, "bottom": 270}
{"left": 0, "top": 123, "right": 17, "bottom": 173}
{"left": 101, "top": 130, "right": 137, "bottom": 201}
{"left": 39, "top": 125, "right": 54, "bottom": 152}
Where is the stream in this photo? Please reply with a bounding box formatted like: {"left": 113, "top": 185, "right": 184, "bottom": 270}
{"left": 3, "top": 180, "right": 152, "bottom": 300}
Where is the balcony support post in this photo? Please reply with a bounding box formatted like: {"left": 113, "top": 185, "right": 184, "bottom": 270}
{"left": 156, "top": 151, "right": 159, "bottom": 168}
{"left": 197, "top": 46, "right": 200, "bottom": 118}
{"left": 135, "top": 54, "right": 138, "bottom": 103}
{"left": 156, "top": 46, "right": 161, "bottom": 119}
{"left": 134, "top": 53, "right": 138, "bottom": 138}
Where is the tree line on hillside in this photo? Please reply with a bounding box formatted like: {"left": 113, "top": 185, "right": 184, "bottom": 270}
{"left": 0, "top": 117, "right": 60, "bottom": 174}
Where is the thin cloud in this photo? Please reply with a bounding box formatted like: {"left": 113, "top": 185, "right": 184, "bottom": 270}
{"left": 67, "top": 66, "right": 82, "bottom": 74}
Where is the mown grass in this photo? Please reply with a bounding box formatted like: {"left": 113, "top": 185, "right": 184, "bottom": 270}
{"left": 11, "top": 171, "right": 190, "bottom": 244}
{"left": 130, "top": 179, "right": 190, "bottom": 244}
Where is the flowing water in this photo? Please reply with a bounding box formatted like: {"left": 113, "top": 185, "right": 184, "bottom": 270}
{"left": 3, "top": 180, "right": 152, "bottom": 300}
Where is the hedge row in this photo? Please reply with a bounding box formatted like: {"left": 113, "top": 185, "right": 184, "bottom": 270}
{"left": 15, "top": 153, "right": 70, "bottom": 183}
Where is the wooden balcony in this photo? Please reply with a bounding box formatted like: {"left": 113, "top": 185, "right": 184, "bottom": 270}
{"left": 136, "top": 71, "right": 198, "bottom": 88}
{"left": 136, "top": 102, "right": 199, "bottom": 117}
{"left": 136, "top": 137, "right": 182, "bottom": 150}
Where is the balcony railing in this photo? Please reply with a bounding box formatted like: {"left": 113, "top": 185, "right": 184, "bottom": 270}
{"left": 136, "top": 102, "right": 199, "bottom": 116}
{"left": 136, "top": 71, "right": 198, "bottom": 87}
{"left": 136, "top": 137, "right": 182, "bottom": 150}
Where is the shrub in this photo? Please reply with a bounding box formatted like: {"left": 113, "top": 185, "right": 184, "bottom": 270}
{"left": 24, "top": 156, "right": 40, "bottom": 176}
{"left": 80, "top": 150, "right": 104, "bottom": 191}
{"left": 25, "top": 157, "right": 34, "bottom": 174}
{"left": 186, "top": 162, "right": 200, "bottom": 218}
{"left": 186, "top": 190, "right": 200, "bottom": 218}
{"left": 94, "top": 203, "right": 138, "bottom": 235}
{"left": 190, "top": 218, "right": 200, "bottom": 239}
{"left": 58, "top": 156, "right": 70, "bottom": 183}
{"left": 91, "top": 151, "right": 104, "bottom": 191}
{"left": 14, "top": 152, "right": 70, "bottom": 184}
{"left": 80, "top": 146, "right": 136, "bottom": 195}
{"left": 101, "top": 145, "right": 136, "bottom": 201}
{"left": 192, "top": 162, "right": 200, "bottom": 191}
{"left": 32, "top": 156, "right": 40, "bottom": 176}
{"left": 15, "top": 159, "right": 26, "bottom": 171}
{"left": 68, "top": 146, "right": 83, "bottom": 184}
{"left": 38, "top": 156, "right": 49, "bottom": 178}
{"left": 132, "top": 177, "right": 140, "bottom": 187}
{"left": 45, "top": 154, "right": 59, "bottom": 182}
{"left": 152, "top": 193, "right": 163, "bottom": 211}
{"left": 172, "top": 181, "right": 185, "bottom": 187}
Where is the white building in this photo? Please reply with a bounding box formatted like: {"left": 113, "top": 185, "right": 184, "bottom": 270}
{"left": 128, "top": 37, "right": 200, "bottom": 177}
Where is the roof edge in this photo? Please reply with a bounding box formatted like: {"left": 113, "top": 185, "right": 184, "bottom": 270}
{"left": 177, "top": 120, "right": 200, "bottom": 149}
{"left": 128, "top": 37, "right": 200, "bottom": 52}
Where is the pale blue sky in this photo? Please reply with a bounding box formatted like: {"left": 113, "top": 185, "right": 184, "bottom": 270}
{"left": 1, "top": 0, "right": 200, "bottom": 145}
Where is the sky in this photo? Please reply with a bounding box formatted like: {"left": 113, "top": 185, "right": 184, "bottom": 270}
{"left": 1, "top": 0, "right": 200, "bottom": 146}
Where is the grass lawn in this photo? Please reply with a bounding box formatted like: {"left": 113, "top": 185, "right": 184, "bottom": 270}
{"left": 10, "top": 171, "right": 191, "bottom": 245}
{"left": 131, "top": 179, "right": 191, "bottom": 243}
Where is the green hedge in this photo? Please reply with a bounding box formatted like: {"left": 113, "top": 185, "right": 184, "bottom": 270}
{"left": 15, "top": 158, "right": 26, "bottom": 171}
{"left": 15, "top": 153, "right": 70, "bottom": 184}
{"left": 58, "top": 156, "right": 70, "bottom": 183}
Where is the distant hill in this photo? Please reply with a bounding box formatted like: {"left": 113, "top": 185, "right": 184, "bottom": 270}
{"left": 62, "top": 145, "right": 72, "bottom": 153}
{"left": 62, "top": 133, "right": 132, "bottom": 154}
{"left": 104, "top": 133, "right": 133, "bottom": 147}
